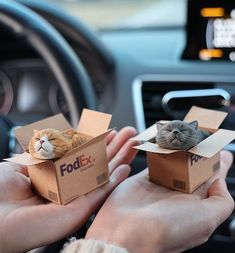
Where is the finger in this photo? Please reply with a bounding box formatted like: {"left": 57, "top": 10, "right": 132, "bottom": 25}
{"left": 203, "top": 178, "right": 234, "bottom": 227}
{"left": 219, "top": 150, "right": 233, "bottom": 179}
{"left": 106, "top": 130, "right": 117, "bottom": 145}
{"left": 14, "top": 165, "right": 29, "bottom": 177}
{"left": 1, "top": 162, "right": 29, "bottom": 177}
{"left": 13, "top": 165, "right": 131, "bottom": 251}
{"left": 109, "top": 138, "right": 140, "bottom": 174}
{"left": 194, "top": 150, "right": 234, "bottom": 198}
{"left": 107, "top": 127, "right": 137, "bottom": 162}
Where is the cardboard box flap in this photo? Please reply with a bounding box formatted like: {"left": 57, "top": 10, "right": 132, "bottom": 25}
{"left": 132, "top": 124, "right": 157, "bottom": 141}
{"left": 188, "top": 129, "right": 235, "bottom": 158}
{"left": 77, "top": 109, "right": 112, "bottom": 137}
{"left": 14, "top": 114, "right": 71, "bottom": 151}
{"left": 5, "top": 152, "right": 46, "bottom": 166}
{"left": 134, "top": 142, "right": 179, "bottom": 154}
{"left": 60, "top": 129, "right": 112, "bottom": 160}
{"left": 184, "top": 106, "right": 227, "bottom": 130}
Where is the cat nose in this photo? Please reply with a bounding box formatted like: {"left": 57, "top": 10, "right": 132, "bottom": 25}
{"left": 40, "top": 140, "right": 45, "bottom": 144}
{"left": 173, "top": 130, "right": 179, "bottom": 134}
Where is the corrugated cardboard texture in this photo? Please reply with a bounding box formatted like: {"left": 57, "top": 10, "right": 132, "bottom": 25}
{"left": 148, "top": 152, "right": 189, "bottom": 192}
{"left": 188, "top": 129, "right": 235, "bottom": 158}
{"left": 132, "top": 124, "right": 157, "bottom": 142}
{"left": 28, "top": 161, "right": 60, "bottom": 204}
{"left": 134, "top": 107, "right": 235, "bottom": 157}
{"left": 134, "top": 106, "right": 235, "bottom": 193}
{"left": 188, "top": 152, "right": 220, "bottom": 192}
{"left": 134, "top": 142, "right": 179, "bottom": 154}
{"left": 5, "top": 152, "right": 45, "bottom": 166}
{"left": 61, "top": 130, "right": 111, "bottom": 160}
{"left": 148, "top": 151, "right": 219, "bottom": 193}
{"left": 14, "top": 114, "right": 71, "bottom": 151}
{"left": 55, "top": 138, "right": 109, "bottom": 205}
{"left": 5, "top": 110, "right": 112, "bottom": 205}
{"left": 77, "top": 109, "right": 112, "bottom": 137}
{"left": 184, "top": 106, "right": 227, "bottom": 131}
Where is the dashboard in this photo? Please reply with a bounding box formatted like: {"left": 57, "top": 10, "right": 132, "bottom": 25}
{"left": 0, "top": 59, "right": 68, "bottom": 124}
{"left": 183, "top": 0, "right": 235, "bottom": 61}
{"left": 0, "top": 0, "right": 235, "bottom": 252}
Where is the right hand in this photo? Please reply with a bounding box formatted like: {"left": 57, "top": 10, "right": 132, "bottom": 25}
{"left": 86, "top": 150, "right": 235, "bottom": 253}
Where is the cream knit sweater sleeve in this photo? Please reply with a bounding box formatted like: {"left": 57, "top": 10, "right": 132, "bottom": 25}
{"left": 61, "top": 239, "right": 129, "bottom": 253}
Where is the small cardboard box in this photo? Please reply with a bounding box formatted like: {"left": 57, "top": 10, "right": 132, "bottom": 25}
{"left": 6, "top": 109, "right": 112, "bottom": 205}
{"left": 134, "top": 106, "right": 235, "bottom": 193}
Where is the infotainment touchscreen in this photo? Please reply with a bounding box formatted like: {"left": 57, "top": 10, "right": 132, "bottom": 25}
{"left": 182, "top": 0, "right": 235, "bottom": 61}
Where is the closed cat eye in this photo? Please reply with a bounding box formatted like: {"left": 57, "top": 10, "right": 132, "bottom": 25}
{"left": 49, "top": 138, "right": 56, "bottom": 141}
{"left": 179, "top": 125, "right": 188, "bottom": 131}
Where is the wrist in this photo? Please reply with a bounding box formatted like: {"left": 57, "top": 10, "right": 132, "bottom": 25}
{"left": 85, "top": 228, "right": 130, "bottom": 252}
{"left": 62, "top": 238, "right": 129, "bottom": 253}
{"left": 86, "top": 227, "right": 162, "bottom": 253}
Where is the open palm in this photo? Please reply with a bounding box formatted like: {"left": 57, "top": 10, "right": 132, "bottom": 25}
{"left": 0, "top": 127, "right": 139, "bottom": 253}
{"left": 86, "top": 151, "right": 235, "bottom": 253}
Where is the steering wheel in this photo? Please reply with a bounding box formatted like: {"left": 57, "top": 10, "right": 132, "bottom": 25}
{"left": 0, "top": 0, "right": 97, "bottom": 124}
{"left": 0, "top": 0, "right": 97, "bottom": 159}
{"left": 19, "top": 0, "right": 115, "bottom": 72}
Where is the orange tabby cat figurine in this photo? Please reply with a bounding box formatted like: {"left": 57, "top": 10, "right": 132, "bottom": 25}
{"left": 28, "top": 128, "right": 87, "bottom": 160}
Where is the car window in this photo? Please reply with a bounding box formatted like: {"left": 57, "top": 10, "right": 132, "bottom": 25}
{"left": 47, "top": 0, "right": 187, "bottom": 30}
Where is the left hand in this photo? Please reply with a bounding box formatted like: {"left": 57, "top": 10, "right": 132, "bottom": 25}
{"left": 0, "top": 126, "right": 139, "bottom": 253}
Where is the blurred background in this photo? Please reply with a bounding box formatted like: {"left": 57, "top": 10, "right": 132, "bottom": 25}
{"left": 47, "top": 0, "right": 186, "bottom": 29}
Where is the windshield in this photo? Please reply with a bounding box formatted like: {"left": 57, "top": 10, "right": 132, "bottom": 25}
{"left": 47, "top": 0, "right": 187, "bottom": 30}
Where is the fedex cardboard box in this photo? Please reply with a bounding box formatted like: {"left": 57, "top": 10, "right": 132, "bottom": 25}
{"left": 6, "top": 109, "right": 112, "bottom": 205}
{"left": 134, "top": 106, "right": 235, "bottom": 193}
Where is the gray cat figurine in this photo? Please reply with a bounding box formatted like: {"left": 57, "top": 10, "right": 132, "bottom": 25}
{"left": 156, "top": 120, "right": 210, "bottom": 150}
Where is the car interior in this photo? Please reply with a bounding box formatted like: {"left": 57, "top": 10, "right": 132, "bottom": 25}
{"left": 0, "top": 0, "right": 235, "bottom": 252}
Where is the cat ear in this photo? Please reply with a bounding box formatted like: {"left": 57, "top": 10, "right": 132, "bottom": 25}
{"left": 189, "top": 120, "right": 198, "bottom": 129}
{"left": 63, "top": 129, "right": 75, "bottom": 139}
{"left": 156, "top": 122, "right": 165, "bottom": 131}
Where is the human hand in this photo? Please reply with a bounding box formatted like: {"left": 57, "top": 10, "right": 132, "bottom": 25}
{"left": 86, "top": 150, "right": 235, "bottom": 253}
{"left": 0, "top": 126, "right": 139, "bottom": 253}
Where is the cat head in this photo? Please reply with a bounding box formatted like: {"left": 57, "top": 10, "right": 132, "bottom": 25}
{"left": 28, "top": 128, "right": 76, "bottom": 160}
{"left": 155, "top": 120, "right": 199, "bottom": 150}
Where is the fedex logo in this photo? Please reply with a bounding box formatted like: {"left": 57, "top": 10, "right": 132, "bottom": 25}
{"left": 60, "top": 155, "right": 93, "bottom": 177}
{"left": 190, "top": 154, "right": 203, "bottom": 166}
